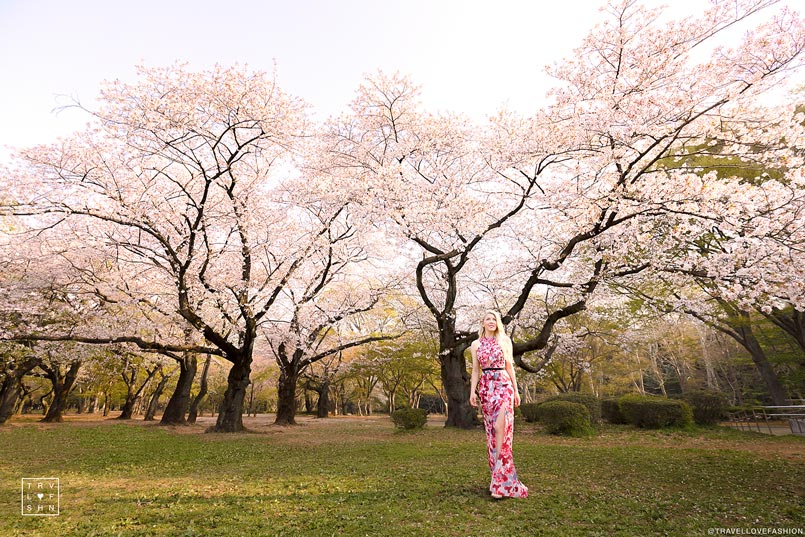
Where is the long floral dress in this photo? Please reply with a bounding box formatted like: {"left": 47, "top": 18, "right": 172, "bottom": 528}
{"left": 476, "top": 336, "right": 529, "bottom": 498}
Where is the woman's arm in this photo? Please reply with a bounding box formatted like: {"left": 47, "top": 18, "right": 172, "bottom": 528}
{"left": 469, "top": 342, "right": 480, "bottom": 407}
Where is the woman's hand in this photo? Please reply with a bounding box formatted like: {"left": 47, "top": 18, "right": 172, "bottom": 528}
{"left": 470, "top": 392, "right": 478, "bottom": 407}
{"left": 513, "top": 392, "right": 521, "bottom": 408}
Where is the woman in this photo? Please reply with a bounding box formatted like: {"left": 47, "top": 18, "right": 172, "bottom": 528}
{"left": 469, "top": 310, "right": 528, "bottom": 499}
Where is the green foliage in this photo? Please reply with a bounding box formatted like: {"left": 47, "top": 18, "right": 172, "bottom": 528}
{"left": 682, "top": 390, "right": 729, "bottom": 425}
{"left": 535, "top": 400, "right": 594, "bottom": 436}
{"left": 519, "top": 402, "right": 541, "bottom": 423}
{"left": 543, "top": 393, "right": 602, "bottom": 423}
{"left": 601, "top": 397, "right": 627, "bottom": 424}
{"left": 654, "top": 140, "right": 785, "bottom": 183}
{"left": 390, "top": 407, "right": 427, "bottom": 430}
{"left": 619, "top": 394, "right": 693, "bottom": 429}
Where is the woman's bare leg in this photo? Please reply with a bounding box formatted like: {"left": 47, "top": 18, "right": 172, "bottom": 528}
{"left": 494, "top": 408, "right": 506, "bottom": 460}
{"left": 491, "top": 406, "right": 507, "bottom": 497}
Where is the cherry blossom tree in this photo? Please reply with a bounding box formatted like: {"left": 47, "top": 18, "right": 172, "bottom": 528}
{"left": 0, "top": 219, "right": 224, "bottom": 424}
{"left": 4, "top": 63, "right": 410, "bottom": 431}
{"left": 0, "top": 239, "right": 114, "bottom": 422}
{"left": 3, "top": 1, "right": 804, "bottom": 431}
{"left": 322, "top": 0, "right": 805, "bottom": 427}
{"left": 609, "top": 109, "right": 805, "bottom": 404}
{"left": 3, "top": 64, "right": 321, "bottom": 432}
{"left": 267, "top": 263, "right": 402, "bottom": 425}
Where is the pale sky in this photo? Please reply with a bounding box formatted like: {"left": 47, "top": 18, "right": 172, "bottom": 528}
{"left": 0, "top": 0, "right": 802, "bottom": 163}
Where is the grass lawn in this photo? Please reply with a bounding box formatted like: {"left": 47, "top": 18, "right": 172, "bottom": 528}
{"left": 1, "top": 413, "right": 803, "bottom": 536}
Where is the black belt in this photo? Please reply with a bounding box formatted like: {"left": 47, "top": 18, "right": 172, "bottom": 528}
{"left": 482, "top": 367, "right": 503, "bottom": 372}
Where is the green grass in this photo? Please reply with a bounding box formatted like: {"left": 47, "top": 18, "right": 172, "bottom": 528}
{"left": 1, "top": 416, "right": 803, "bottom": 536}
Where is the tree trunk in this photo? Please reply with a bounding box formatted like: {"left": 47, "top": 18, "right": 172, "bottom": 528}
{"left": 440, "top": 343, "right": 475, "bottom": 428}
{"left": 160, "top": 352, "right": 197, "bottom": 425}
{"left": 247, "top": 379, "right": 256, "bottom": 417}
{"left": 40, "top": 390, "right": 51, "bottom": 416}
{"left": 712, "top": 308, "right": 790, "bottom": 406}
{"left": 648, "top": 342, "right": 668, "bottom": 397}
{"left": 118, "top": 365, "right": 159, "bottom": 420}
{"left": 275, "top": 368, "right": 300, "bottom": 425}
{"left": 386, "top": 388, "right": 397, "bottom": 414}
{"left": 88, "top": 393, "right": 99, "bottom": 414}
{"left": 338, "top": 384, "right": 347, "bottom": 415}
{"left": 75, "top": 393, "right": 86, "bottom": 414}
{"left": 316, "top": 381, "right": 330, "bottom": 418}
{"left": 115, "top": 390, "right": 135, "bottom": 420}
{"left": 213, "top": 354, "right": 252, "bottom": 432}
{"left": 14, "top": 382, "right": 33, "bottom": 415}
{"left": 740, "top": 327, "right": 789, "bottom": 405}
{"left": 0, "top": 357, "right": 39, "bottom": 425}
{"left": 145, "top": 370, "right": 172, "bottom": 421}
{"left": 41, "top": 360, "right": 82, "bottom": 423}
{"left": 187, "top": 354, "right": 211, "bottom": 424}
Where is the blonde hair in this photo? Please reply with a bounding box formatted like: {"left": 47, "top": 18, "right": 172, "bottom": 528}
{"left": 478, "top": 310, "right": 513, "bottom": 363}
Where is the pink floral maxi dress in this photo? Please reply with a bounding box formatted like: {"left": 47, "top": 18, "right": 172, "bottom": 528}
{"left": 476, "top": 337, "right": 528, "bottom": 498}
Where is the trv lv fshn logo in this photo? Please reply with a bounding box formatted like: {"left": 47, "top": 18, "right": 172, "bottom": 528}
{"left": 21, "top": 478, "right": 60, "bottom": 516}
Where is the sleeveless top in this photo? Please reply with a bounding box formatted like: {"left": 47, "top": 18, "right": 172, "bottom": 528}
{"left": 477, "top": 337, "right": 506, "bottom": 370}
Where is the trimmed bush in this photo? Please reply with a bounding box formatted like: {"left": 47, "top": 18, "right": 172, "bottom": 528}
{"left": 390, "top": 407, "right": 427, "bottom": 430}
{"left": 543, "top": 393, "right": 602, "bottom": 423}
{"left": 619, "top": 394, "right": 693, "bottom": 429}
{"left": 682, "top": 390, "right": 729, "bottom": 426}
{"left": 535, "top": 401, "right": 593, "bottom": 436}
{"left": 520, "top": 403, "right": 541, "bottom": 423}
{"left": 601, "top": 397, "right": 626, "bottom": 424}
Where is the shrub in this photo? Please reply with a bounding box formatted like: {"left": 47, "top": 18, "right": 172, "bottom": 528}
{"left": 543, "top": 393, "right": 602, "bottom": 423}
{"left": 390, "top": 407, "right": 427, "bottom": 430}
{"left": 682, "top": 390, "right": 729, "bottom": 425}
{"left": 520, "top": 403, "right": 541, "bottom": 423}
{"left": 619, "top": 394, "right": 693, "bottom": 429}
{"left": 535, "top": 401, "right": 593, "bottom": 436}
{"left": 601, "top": 397, "right": 626, "bottom": 424}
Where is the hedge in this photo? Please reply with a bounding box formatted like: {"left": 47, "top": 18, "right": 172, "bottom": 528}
{"left": 682, "top": 390, "right": 729, "bottom": 425}
{"left": 535, "top": 401, "right": 593, "bottom": 436}
{"left": 390, "top": 407, "right": 427, "bottom": 430}
{"left": 618, "top": 394, "right": 693, "bottom": 429}
{"left": 601, "top": 397, "right": 626, "bottom": 424}
{"left": 520, "top": 403, "right": 541, "bottom": 423}
{"left": 542, "top": 393, "right": 602, "bottom": 423}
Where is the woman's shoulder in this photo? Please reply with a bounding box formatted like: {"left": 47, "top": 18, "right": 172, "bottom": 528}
{"left": 471, "top": 339, "right": 480, "bottom": 349}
